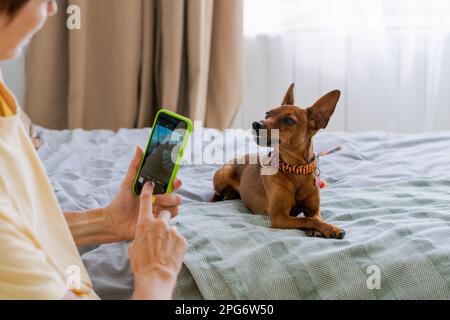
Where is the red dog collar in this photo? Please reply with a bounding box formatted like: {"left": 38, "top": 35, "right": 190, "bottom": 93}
{"left": 279, "top": 154, "right": 318, "bottom": 176}
{"left": 267, "top": 152, "right": 318, "bottom": 176}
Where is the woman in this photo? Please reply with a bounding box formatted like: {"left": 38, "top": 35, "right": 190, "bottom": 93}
{"left": 0, "top": 0, "right": 187, "bottom": 300}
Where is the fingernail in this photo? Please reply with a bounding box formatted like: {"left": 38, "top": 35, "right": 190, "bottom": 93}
{"left": 144, "top": 181, "right": 154, "bottom": 190}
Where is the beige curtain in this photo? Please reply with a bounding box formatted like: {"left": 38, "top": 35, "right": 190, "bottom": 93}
{"left": 25, "top": 0, "right": 243, "bottom": 131}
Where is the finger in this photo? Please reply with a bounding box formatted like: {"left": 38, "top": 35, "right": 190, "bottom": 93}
{"left": 153, "top": 206, "right": 179, "bottom": 219}
{"left": 158, "top": 210, "right": 172, "bottom": 224}
{"left": 172, "top": 179, "right": 182, "bottom": 191}
{"left": 138, "top": 181, "right": 154, "bottom": 225}
{"left": 128, "top": 243, "right": 135, "bottom": 258}
{"left": 123, "top": 146, "right": 144, "bottom": 188}
{"left": 170, "top": 227, "right": 188, "bottom": 254}
{"left": 177, "top": 232, "right": 188, "bottom": 252}
{"left": 154, "top": 193, "right": 182, "bottom": 207}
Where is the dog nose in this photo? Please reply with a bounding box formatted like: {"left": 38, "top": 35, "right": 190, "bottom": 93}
{"left": 252, "top": 121, "right": 264, "bottom": 131}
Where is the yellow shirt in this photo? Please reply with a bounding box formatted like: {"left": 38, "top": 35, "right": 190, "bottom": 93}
{"left": 0, "top": 80, "right": 97, "bottom": 299}
{"left": 0, "top": 79, "right": 16, "bottom": 117}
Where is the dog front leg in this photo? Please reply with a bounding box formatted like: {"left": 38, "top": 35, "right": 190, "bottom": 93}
{"left": 299, "top": 189, "right": 346, "bottom": 239}
{"left": 265, "top": 184, "right": 345, "bottom": 239}
{"left": 299, "top": 188, "right": 323, "bottom": 220}
{"left": 272, "top": 214, "right": 345, "bottom": 239}
{"left": 267, "top": 191, "right": 323, "bottom": 232}
{"left": 270, "top": 196, "right": 346, "bottom": 239}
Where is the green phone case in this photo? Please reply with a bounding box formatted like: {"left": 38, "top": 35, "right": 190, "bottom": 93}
{"left": 132, "top": 109, "right": 193, "bottom": 196}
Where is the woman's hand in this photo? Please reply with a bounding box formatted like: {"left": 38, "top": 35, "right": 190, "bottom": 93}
{"left": 129, "top": 182, "right": 188, "bottom": 300}
{"left": 105, "top": 146, "right": 183, "bottom": 242}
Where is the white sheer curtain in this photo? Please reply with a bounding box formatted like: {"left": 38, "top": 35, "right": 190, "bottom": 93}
{"left": 235, "top": 0, "right": 450, "bottom": 132}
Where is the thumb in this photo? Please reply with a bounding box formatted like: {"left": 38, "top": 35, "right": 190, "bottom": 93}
{"left": 138, "top": 181, "right": 155, "bottom": 225}
{"left": 123, "top": 146, "right": 144, "bottom": 188}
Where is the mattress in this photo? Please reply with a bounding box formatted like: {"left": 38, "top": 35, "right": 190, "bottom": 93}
{"left": 37, "top": 126, "right": 450, "bottom": 299}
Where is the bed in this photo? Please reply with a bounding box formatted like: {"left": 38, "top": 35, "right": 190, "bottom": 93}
{"left": 36, "top": 126, "right": 450, "bottom": 300}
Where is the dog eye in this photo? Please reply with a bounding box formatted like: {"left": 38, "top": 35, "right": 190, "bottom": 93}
{"left": 282, "top": 117, "right": 296, "bottom": 125}
{"left": 265, "top": 112, "right": 271, "bottom": 119}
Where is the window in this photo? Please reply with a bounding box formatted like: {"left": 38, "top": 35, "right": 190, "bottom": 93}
{"left": 237, "top": 0, "right": 450, "bottom": 132}
{"left": 244, "top": 0, "right": 450, "bottom": 36}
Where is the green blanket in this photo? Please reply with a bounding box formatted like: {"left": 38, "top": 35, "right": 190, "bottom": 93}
{"left": 176, "top": 191, "right": 450, "bottom": 299}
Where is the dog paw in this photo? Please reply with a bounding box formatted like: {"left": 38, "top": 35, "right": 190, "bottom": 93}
{"left": 306, "top": 230, "right": 324, "bottom": 238}
{"left": 323, "top": 225, "right": 346, "bottom": 239}
{"left": 307, "top": 225, "right": 346, "bottom": 240}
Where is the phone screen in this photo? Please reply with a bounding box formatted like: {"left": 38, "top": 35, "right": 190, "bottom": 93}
{"left": 134, "top": 113, "right": 188, "bottom": 195}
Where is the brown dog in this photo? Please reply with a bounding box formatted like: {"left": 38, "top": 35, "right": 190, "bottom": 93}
{"left": 212, "top": 84, "right": 345, "bottom": 239}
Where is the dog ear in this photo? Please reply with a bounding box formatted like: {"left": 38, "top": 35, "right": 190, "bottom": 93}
{"left": 307, "top": 90, "right": 341, "bottom": 131}
{"left": 281, "top": 83, "right": 295, "bottom": 105}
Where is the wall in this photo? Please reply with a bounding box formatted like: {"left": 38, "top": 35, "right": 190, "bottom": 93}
{"left": 0, "top": 54, "right": 26, "bottom": 107}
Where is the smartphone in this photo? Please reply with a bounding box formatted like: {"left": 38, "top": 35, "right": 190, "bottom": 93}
{"left": 132, "top": 109, "right": 193, "bottom": 196}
